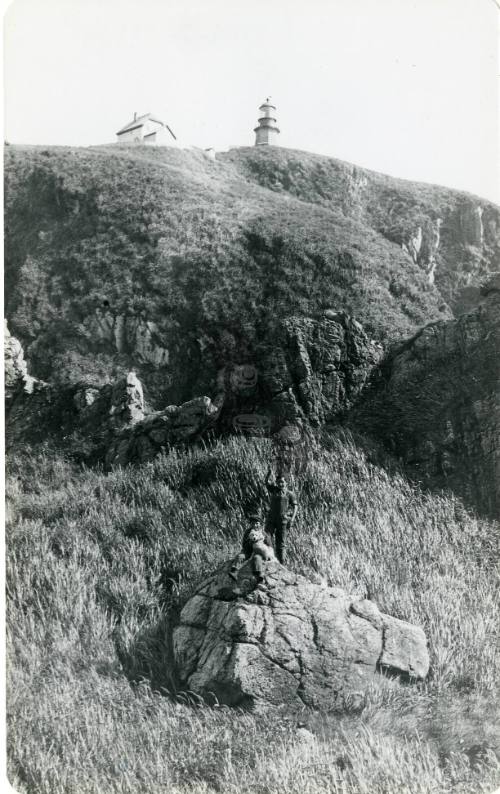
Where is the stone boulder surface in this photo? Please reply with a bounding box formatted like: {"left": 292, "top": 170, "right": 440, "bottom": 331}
{"left": 173, "top": 559, "right": 429, "bottom": 710}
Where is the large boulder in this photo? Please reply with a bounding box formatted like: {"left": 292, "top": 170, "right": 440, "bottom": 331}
{"left": 173, "top": 559, "right": 429, "bottom": 710}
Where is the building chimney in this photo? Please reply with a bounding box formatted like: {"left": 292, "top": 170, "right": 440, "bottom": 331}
{"left": 134, "top": 111, "right": 137, "bottom": 121}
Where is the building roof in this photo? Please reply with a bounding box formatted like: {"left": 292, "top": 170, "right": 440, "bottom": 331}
{"left": 116, "top": 112, "right": 176, "bottom": 139}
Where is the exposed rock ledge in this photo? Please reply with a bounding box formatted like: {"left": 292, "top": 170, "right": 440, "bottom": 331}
{"left": 173, "top": 559, "right": 429, "bottom": 710}
{"left": 4, "top": 320, "right": 42, "bottom": 400}
{"left": 352, "top": 277, "right": 500, "bottom": 518}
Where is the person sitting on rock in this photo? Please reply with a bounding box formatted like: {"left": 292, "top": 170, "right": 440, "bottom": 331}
{"left": 265, "top": 467, "right": 298, "bottom": 565}
{"left": 230, "top": 514, "right": 274, "bottom": 583}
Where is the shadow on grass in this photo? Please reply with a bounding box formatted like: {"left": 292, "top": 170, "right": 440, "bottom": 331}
{"left": 112, "top": 611, "right": 180, "bottom": 697}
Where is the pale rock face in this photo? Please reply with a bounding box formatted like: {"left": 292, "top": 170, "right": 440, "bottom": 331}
{"left": 108, "top": 371, "right": 145, "bottom": 429}
{"left": 341, "top": 167, "right": 369, "bottom": 214}
{"left": 5, "top": 320, "right": 28, "bottom": 390}
{"left": 427, "top": 219, "right": 442, "bottom": 285}
{"left": 402, "top": 219, "right": 442, "bottom": 285}
{"left": 126, "top": 317, "right": 169, "bottom": 367}
{"left": 402, "top": 226, "right": 423, "bottom": 263}
{"left": 84, "top": 311, "right": 169, "bottom": 366}
{"left": 4, "top": 320, "right": 38, "bottom": 398}
{"left": 173, "top": 559, "right": 429, "bottom": 709}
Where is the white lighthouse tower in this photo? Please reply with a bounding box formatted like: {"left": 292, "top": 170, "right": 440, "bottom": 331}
{"left": 254, "top": 98, "right": 280, "bottom": 146}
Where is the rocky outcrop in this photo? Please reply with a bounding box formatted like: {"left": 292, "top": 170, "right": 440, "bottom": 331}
{"left": 6, "top": 373, "right": 225, "bottom": 467}
{"left": 4, "top": 321, "right": 40, "bottom": 401}
{"left": 173, "top": 559, "right": 429, "bottom": 710}
{"left": 81, "top": 310, "right": 169, "bottom": 367}
{"left": 106, "top": 394, "right": 224, "bottom": 466}
{"left": 373, "top": 197, "right": 498, "bottom": 302}
{"left": 6, "top": 373, "right": 141, "bottom": 458}
{"left": 379, "top": 213, "right": 443, "bottom": 286}
{"left": 400, "top": 219, "right": 442, "bottom": 285}
{"left": 216, "top": 312, "right": 384, "bottom": 435}
{"left": 352, "top": 278, "right": 500, "bottom": 517}
{"left": 263, "top": 313, "right": 383, "bottom": 426}
{"left": 6, "top": 310, "right": 382, "bottom": 464}
{"left": 378, "top": 193, "right": 498, "bottom": 313}
{"left": 4, "top": 317, "right": 225, "bottom": 460}
{"left": 6, "top": 296, "right": 499, "bottom": 520}
{"left": 108, "top": 371, "right": 144, "bottom": 429}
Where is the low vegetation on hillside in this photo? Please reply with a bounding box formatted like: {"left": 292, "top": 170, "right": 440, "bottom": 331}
{"left": 7, "top": 434, "right": 499, "bottom": 793}
{"left": 4, "top": 144, "right": 459, "bottom": 395}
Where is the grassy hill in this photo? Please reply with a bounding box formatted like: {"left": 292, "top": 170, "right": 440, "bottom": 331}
{"left": 5, "top": 144, "right": 500, "bottom": 793}
{"left": 5, "top": 144, "right": 499, "bottom": 405}
{"left": 6, "top": 435, "right": 500, "bottom": 793}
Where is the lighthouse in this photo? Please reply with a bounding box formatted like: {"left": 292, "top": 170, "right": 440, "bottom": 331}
{"left": 254, "top": 98, "right": 280, "bottom": 146}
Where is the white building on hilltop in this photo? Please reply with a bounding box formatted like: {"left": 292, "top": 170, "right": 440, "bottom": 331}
{"left": 116, "top": 112, "right": 177, "bottom": 145}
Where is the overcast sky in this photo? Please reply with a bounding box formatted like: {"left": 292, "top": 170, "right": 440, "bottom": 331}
{"left": 3, "top": 0, "right": 499, "bottom": 203}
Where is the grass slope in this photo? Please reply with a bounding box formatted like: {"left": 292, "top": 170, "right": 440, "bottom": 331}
{"left": 223, "top": 147, "right": 500, "bottom": 311}
{"left": 5, "top": 144, "right": 459, "bottom": 395}
{"left": 6, "top": 434, "right": 500, "bottom": 793}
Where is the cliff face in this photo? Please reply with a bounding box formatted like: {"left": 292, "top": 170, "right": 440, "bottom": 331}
{"left": 5, "top": 312, "right": 382, "bottom": 467}
{"left": 369, "top": 194, "right": 499, "bottom": 316}
{"left": 352, "top": 278, "right": 500, "bottom": 518}
{"left": 6, "top": 294, "right": 499, "bottom": 519}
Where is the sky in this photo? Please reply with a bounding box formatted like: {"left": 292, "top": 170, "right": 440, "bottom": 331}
{"left": 3, "top": 0, "right": 500, "bottom": 203}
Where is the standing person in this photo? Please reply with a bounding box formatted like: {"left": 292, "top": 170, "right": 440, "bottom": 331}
{"left": 265, "top": 467, "right": 298, "bottom": 564}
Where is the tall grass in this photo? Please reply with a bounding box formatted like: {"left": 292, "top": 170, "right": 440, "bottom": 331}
{"left": 6, "top": 434, "right": 500, "bottom": 793}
